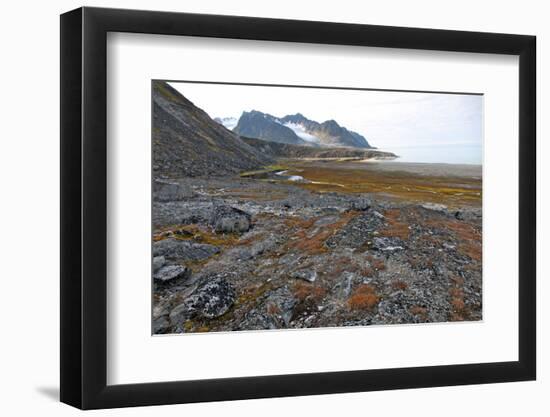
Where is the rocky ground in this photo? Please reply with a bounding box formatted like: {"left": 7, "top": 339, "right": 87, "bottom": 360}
{"left": 152, "top": 167, "right": 482, "bottom": 334}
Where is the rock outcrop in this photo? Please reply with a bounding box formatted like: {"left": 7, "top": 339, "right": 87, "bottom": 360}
{"left": 169, "top": 275, "right": 236, "bottom": 325}
{"left": 211, "top": 206, "right": 251, "bottom": 234}
{"left": 153, "top": 238, "right": 220, "bottom": 261}
{"left": 153, "top": 179, "right": 194, "bottom": 202}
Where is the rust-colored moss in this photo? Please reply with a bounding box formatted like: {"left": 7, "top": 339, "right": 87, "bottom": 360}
{"left": 391, "top": 280, "right": 408, "bottom": 291}
{"left": 347, "top": 284, "right": 380, "bottom": 311}
{"left": 380, "top": 209, "right": 410, "bottom": 240}
{"left": 287, "top": 212, "right": 357, "bottom": 255}
{"left": 292, "top": 282, "right": 327, "bottom": 302}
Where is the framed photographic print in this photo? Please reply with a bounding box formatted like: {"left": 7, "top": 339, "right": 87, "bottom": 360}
{"left": 60, "top": 7, "right": 536, "bottom": 409}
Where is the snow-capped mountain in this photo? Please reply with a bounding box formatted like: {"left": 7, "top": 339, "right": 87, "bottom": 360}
{"left": 222, "top": 111, "right": 372, "bottom": 148}
{"left": 279, "top": 113, "right": 372, "bottom": 148}
{"left": 214, "top": 116, "right": 238, "bottom": 130}
{"left": 233, "top": 111, "right": 309, "bottom": 145}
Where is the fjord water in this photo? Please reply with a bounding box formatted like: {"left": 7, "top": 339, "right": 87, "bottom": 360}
{"left": 379, "top": 143, "right": 482, "bottom": 165}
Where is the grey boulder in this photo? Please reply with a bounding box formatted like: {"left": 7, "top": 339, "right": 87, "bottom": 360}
{"left": 372, "top": 237, "right": 405, "bottom": 252}
{"left": 169, "top": 276, "right": 235, "bottom": 324}
{"left": 153, "top": 238, "right": 219, "bottom": 261}
{"left": 291, "top": 269, "right": 317, "bottom": 283}
{"left": 153, "top": 179, "right": 194, "bottom": 202}
{"left": 226, "top": 234, "right": 278, "bottom": 261}
{"left": 265, "top": 287, "right": 297, "bottom": 326}
{"left": 153, "top": 255, "right": 166, "bottom": 272}
{"left": 153, "top": 264, "right": 190, "bottom": 283}
{"left": 349, "top": 197, "right": 371, "bottom": 211}
{"left": 212, "top": 205, "right": 251, "bottom": 233}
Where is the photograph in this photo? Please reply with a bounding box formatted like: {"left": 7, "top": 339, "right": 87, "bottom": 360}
{"left": 151, "top": 80, "right": 483, "bottom": 334}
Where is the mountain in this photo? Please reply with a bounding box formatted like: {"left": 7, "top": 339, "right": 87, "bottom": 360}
{"left": 233, "top": 111, "right": 309, "bottom": 146}
{"left": 241, "top": 137, "right": 395, "bottom": 160}
{"left": 153, "top": 82, "right": 272, "bottom": 177}
{"left": 280, "top": 113, "right": 372, "bottom": 148}
{"left": 231, "top": 110, "right": 372, "bottom": 148}
{"left": 214, "top": 116, "right": 238, "bottom": 130}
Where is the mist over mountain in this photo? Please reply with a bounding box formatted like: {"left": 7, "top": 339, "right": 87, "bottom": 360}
{"left": 219, "top": 110, "right": 372, "bottom": 149}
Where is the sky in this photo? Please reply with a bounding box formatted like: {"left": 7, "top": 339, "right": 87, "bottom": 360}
{"left": 168, "top": 82, "right": 483, "bottom": 165}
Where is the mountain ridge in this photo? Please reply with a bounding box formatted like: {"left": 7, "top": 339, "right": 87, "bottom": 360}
{"left": 221, "top": 110, "right": 373, "bottom": 148}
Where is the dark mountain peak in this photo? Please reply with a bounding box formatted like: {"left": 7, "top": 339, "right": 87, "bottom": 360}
{"left": 290, "top": 112, "right": 307, "bottom": 120}
{"left": 281, "top": 113, "right": 311, "bottom": 124}
{"left": 243, "top": 110, "right": 272, "bottom": 119}
{"left": 234, "top": 111, "right": 308, "bottom": 146}
{"left": 322, "top": 119, "right": 340, "bottom": 128}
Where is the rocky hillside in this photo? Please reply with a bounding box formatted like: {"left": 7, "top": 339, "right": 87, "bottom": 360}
{"left": 233, "top": 111, "right": 309, "bottom": 146}
{"left": 153, "top": 82, "right": 272, "bottom": 178}
{"left": 242, "top": 136, "right": 396, "bottom": 160}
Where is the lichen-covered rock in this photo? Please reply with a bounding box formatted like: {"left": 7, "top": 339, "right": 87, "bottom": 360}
{"left": 169, "top": 276, "right": 235, "bottom": 325}
{"left": 153, "top": 255, "right": 166, "bottom": 272}
{"left": 226, "top": 234, "right": 278, "bottom": 261}
{"left": 372, "top": 237, "right": 405, "bottom": 252}
{"left": 421, "top": 202, "right": 447, "bottom": 212}
{"left": 153, "top": 179, "right": 195, "bottom": 202}
{"left": 291, "top": 269, "right": 317, "bottom": 283}
{"left": 152, "top": 315, "right": 170, "bottom": 334}
{"left": 325, "top": 211, "right": 384, "bottom": 249}
{"left": 265, "top": 286, "right": 296, "bottom": 326}
{"left": 153, "top": 238, "right": 219, "bottom": 261}
{"left": 211, "top": 205, "right": 251, "bottom": 233}
{"left": 348, "top": 197, "right": 371, "bottom": 211}
{"left": 153, "top": 264, "right": 190, "bottom": 283}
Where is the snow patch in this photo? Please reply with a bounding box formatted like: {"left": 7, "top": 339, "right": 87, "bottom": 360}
{"left": 283, "top": 122, "right": 321, "bottom": 143}
{"left": 216, "top": 117, "right": 238, "bottom": 130}
{"left": 275, "top": 170, "right": 305, "bottom": 182}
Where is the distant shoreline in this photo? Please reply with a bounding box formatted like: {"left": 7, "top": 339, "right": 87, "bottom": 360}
{"left": 283, "top": 159, "right": 482, "bottom": 179}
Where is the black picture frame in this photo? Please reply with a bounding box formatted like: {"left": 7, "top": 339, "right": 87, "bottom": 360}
{"left": 60, "top": 6, "right": 536, "bottom": 410}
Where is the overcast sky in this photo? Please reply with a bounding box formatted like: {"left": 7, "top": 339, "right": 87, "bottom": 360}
{"left": 168, "top": 82, "right": 483, "bottom": 164}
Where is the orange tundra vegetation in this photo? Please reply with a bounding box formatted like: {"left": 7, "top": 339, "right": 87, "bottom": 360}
{"left": 409, "top": 305, "right": 428, "bottom": 320}
{"left": 287, "top": 212, "right": 357, "bottom": 255}
{"left": 347, "top": 284, "right": 380, "bottom": 311}
{"left": 292, "top": 282, "right": 327, "bottom": 302}
{"left": 391, "top": 280, "right": 408, "bottom": 291}
{"left": 448, "top": 275, "right": 469, "bottom": 321}
{"left": 367, "top": 255, "right": 386, "bottom": 271}
{"left": 426, "top": 218, "right": 482, "bottom": 262}
{"left": 379, "top": 209, "right": 410, "bottom": 240}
